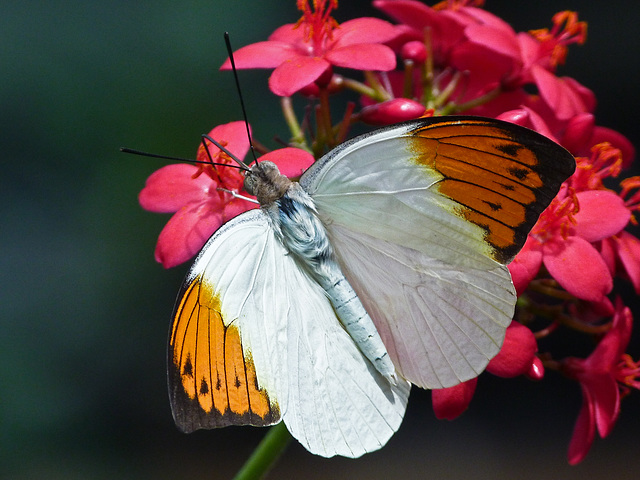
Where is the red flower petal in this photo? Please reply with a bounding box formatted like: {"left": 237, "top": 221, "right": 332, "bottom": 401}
{"left": 268, "top": 23, "right": 306, "bottom": 45}
{"left": 432, "top": 378, "right": 477, "bottom": 420}
{"left": 531, "top": 66, "right": 592, "bottom": 120}
{"left": 155, "top": 202, "right": 224, "bottom": 268}
{"left": 325, "top": 44, "right": 396, "bottom": 71}
{"left": 561, "top": 113, "right": 595, "bottom": 154}
{"left": 563, "top": 76, "right": 597, "bottom": 112}
{"left": 508, "top": 238, "right": 543, "bottom": 295}
{"left": 615, "top": 232, "right": 640, "bottom": 292}
{"left": 464, "top": 23, "right": 520, "bottom": 61}
{"left": 220, "top": 41, "right": 302, "bottom": 70}
{"left": 496, "top": 107, "right": 558, "bottom": 141}
{"left": 374, "top": 0, "right": 439, "bottom": 31}
{"left": 581, "top": 373, "right": 620, "bottom": 438}
{"left": 269, "top": 56, "right": 331, "bottom": 97}
{"left": 331, "top": 18, "right": 398, "bottom": 47}
{"left": 450, "top": 41, "right": 514, "bottom": 91}
{"left": 208, "top": 121, "right": 252, "bottom": 161}
{"left": 568, "top": 384, "right": 596, "bottom": 465}
{"left": 374, "top": 0, "right": 466, "bottom": 61}
{"left": 586, "top": 303, "right": 633, "bottom": 370}
{"left": 543, "top": 236, "right": 612, "bottom": 301}
{"left": 139, "top": 164, "right": 208, "bottom": 213}
{"left": 260, "top": 147, "right": 315, "bottom": 178}
{"left": 486, "top": 322, "right": 537, "bottom": 378}
{"left": 573, "top": 190, "right": 631, "bottom": 242}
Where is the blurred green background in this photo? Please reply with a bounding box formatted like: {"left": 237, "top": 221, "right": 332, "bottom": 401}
{"left": 2, "top": 1, "right": 639, "bottom": 478}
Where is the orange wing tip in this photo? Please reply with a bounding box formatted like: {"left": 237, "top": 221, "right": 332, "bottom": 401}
{"left": 168, "top": 277, "right": 281, "bottom": 431}
{"left": 407, "top": 117, "right": 575, "bottom": 264}
{"left": 168, "top": 356, "right": 281, "bottom": 432}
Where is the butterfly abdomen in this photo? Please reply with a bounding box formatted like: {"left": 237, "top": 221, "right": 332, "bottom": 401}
{"left": 273, "top": 184, "right": 396, "bottom": 381}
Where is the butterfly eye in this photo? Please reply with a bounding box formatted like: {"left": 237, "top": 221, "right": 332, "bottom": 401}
{"left": 243, "top": 171, "right": 258, "bottom": 195}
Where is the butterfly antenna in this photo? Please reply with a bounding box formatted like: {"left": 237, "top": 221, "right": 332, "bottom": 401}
{"left": 224, "top": 32, "right": 258, "bottom": 165}
{"left": 119, "top": 146, "right": 246, "bottom": 171}
{"left": 200, "top": 134, "right": 251, "bottom": 171}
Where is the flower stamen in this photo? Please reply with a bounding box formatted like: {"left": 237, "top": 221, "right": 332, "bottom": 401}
{"left": 530, "top": 11, "right": 587, "bottom": 67}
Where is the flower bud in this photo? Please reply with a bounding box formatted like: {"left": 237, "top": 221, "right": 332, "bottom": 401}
{"left": 526, "top": 356, "right": 545, "bottom": 381}
{"left": 401, "top": 41, "right": 427, "bottom": 63}
{"left": 360, "top": 98, "right": 425, "bottom": 125}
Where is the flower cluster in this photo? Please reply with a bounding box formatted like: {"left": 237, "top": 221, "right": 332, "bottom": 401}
{"left": 140, "top": 0, "right": 639, "bottom": 465}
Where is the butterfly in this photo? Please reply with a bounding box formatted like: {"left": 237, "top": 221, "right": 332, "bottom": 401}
{"left": 167, "top": 116, "right": 575, "bottom": 458}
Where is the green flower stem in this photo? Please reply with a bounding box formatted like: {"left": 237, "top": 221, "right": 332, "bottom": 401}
{"left": 422, "top": 28, "right": 434, "bottom": 107}
{"left": 319, "top": 88, "right": 335, "bottom": 148}
{"left": 232, "top": 423, "right": 293, "bottom": 480}
{"left": 342, "top": 76, "right": 389, "bottom": 102}
{"left": 448, "top": 85, "right": 503, "bottom": 114}
{"left": 433, "top": 71, "right": 462, "bottom": 110}
{"left": 281, "top": 96, "right": 310, "bottom": 152}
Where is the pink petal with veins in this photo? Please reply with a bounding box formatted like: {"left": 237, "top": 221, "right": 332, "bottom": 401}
{"left": 543, "top": 236, "right": 612, "bottom": 301}
{"left": 220, "top": 41, "right": 302, "bottom": 70}
{"left": 572, "top": 190, "right": 630, "bottom": 242}
{"left": 325, "top": 44, "right": 396, "bottom": 71}
{"left": 269, "top": 56, "right": 331, "bottom": 96}
{"left": 139, "top": 164, "right": 207, "bottom": 213}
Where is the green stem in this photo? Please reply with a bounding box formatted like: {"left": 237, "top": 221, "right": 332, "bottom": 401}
{"left": 344, "top": 72, "right": 392, "bottom": 102}
{"left": 280, "top": 96, "right": 310, "bottom": 152}
{"left": 319, "top": 87, "right": 335, "bottom": 148}
{"left": 448, "top": 84, "right": 503, "bottom": 114}
{"left": 232, "top": 423, "right": 293, "bottom": 480}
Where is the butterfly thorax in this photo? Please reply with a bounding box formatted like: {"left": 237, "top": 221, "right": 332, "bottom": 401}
{"left": 244, "top": 161, "right": 292, "bottom": 206}
{"left": 245, "top": 161, "right": 335, "bottom": 281}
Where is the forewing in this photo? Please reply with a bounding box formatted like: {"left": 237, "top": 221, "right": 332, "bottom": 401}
{"left": 168, "top": 209, "right": 410, "bottom": 457}
{"left": 301, "top": 116, "right": 575, "bottom": 268}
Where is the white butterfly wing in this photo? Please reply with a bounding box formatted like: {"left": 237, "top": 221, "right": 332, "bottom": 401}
{"left": 168, "top": 209, "right": 410, "bottom": 458}
{"left": 328, "top": 223, "right": 514, "bottom": 388}
{"left": 300, "top": 117, "right": 575, "bottom": 388}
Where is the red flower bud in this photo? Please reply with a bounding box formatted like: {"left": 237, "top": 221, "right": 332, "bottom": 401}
{"left": 360, "top": 98, "right": 426, "bottom": 125}
{"left": 401, "top": 41, "right": 427, "bottom": 63}
{"left": 526, "top": 357, "right": 545, "bottom": 381}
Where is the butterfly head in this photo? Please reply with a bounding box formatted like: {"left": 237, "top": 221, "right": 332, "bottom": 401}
{"left": 244, "top": 161, "right": 292, "bottom": 206}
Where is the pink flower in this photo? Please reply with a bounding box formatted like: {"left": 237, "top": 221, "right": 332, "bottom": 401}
{"left": 374, "top": 0, "right": 490, "bottom": 65}
{"left": 459, "top": 10, "right": 593, "bottom": 120}
{"left": 139, "top": 121, "right": 314, "bottom": 268}
{"left": 375, "top": 0, "right": 506, "bottom": 106}
{"left": 562, "top": 302, "right": 640, "bottom": 464}
{"left": 221, "top": 0, "right": 397, "bottom": 97}
{"left": 432, "top": 322, "right": 539, "bottom": 419}
{"left": 509, "top": 188, "right": 630, "bottom": 301}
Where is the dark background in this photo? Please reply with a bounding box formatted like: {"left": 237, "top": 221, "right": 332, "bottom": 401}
{"left": 2, "top": 1, "right": 638, "bottom": 478}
